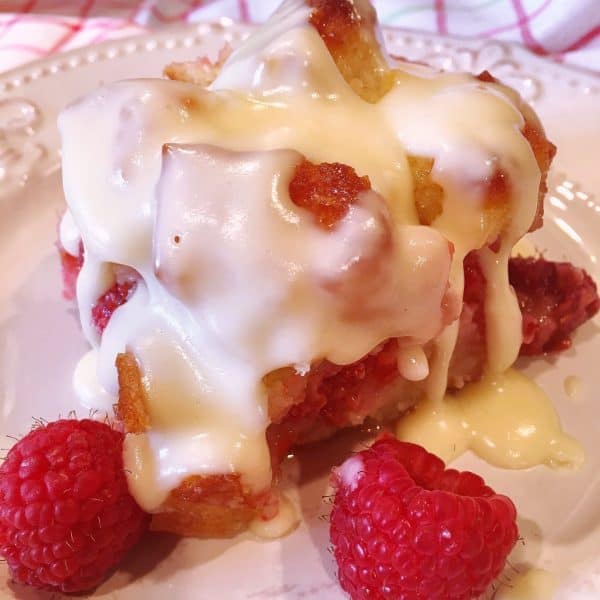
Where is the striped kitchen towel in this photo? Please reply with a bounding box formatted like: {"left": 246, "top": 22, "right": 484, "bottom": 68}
{"left": 0, "top": 0, "right": 598, "bottom": 73}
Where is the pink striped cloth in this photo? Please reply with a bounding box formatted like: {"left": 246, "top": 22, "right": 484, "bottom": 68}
{"left": 0, "top": 0, "right": 599, "bottom": 74}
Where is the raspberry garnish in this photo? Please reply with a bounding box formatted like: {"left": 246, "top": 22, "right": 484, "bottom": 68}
{"left": 329, "top": 435, "right": 518, "bottom": 600}
{"left": 92, "top": 281, "right": 136, "bottom": 334}
{"left": 0, "top": 419, "right": 148, "bottom": 593}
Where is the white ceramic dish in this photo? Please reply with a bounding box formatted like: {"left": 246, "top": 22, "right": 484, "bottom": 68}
{"left": 0, "top": 23, "right": 599, "bottom": 600}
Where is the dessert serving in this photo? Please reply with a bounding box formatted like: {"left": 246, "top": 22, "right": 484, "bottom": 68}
{"left": 0, "top": 0, "right": 598, "bottom": 597}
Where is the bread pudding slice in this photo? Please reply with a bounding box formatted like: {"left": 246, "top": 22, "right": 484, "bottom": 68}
{"left": 56, "top": 0, "right": 596, "bottom": 538}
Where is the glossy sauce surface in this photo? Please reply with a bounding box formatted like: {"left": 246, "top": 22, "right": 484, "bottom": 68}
{"left": 396, "top": 369, "right": 584, "bottom": 470}
{"left": 496, "top": 568, "right": 558, "bottom": 599}
{"left": 249, "top": 495, "right": 299, "bottom": 539}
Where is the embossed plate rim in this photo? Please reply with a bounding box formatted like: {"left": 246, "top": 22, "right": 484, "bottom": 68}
{"left": 0, "top": 21, "right": 598, "bottom": 199}
{"left": 0, "top": 21, "right": 598, "bottom": 92}
{"left": 0, "top": 22, "right": 599, "bottom": 600}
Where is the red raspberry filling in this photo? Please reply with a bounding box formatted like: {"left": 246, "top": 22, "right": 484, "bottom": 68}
{"left": 58, "top": 239, "right": 138, "bottom": 335}
{"left": 91, "top": 281, "right": 137, "bottom": 334}
{"left": 461, "top": 252, "right": 600, "bottom": 358}
{"left": 509, "top": 256, "right": 600, "bottom": 354}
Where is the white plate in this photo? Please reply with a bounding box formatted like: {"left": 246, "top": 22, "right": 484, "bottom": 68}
{"left": 1, "top": 23, "right": 599, "bottom": 600}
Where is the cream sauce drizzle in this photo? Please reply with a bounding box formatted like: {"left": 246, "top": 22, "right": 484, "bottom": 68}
{"left": 249, "top": 494, "right": 299, "bottom": 539}
{"left": 59, "top": 0, "right": 541, "bottom": 509}
{"left": 72, "top": 349, "right": 115, "bottom": 413}
{"left": 496, "top": 568, "right": 558, "bottom": 599}
{"left": 58, "top": 209, "right": 81, "bottom": 256}
{"left": 511, "top": 235, "right": 537, "bottom": 258}
{"left": 563, "top": 375, "right": 582, "bottom": 401}
{"left": 397, "top": 345, "right": 429, "bottom": 382}
{"left": 396, "top": 369, "right": 584, "bottom": 469}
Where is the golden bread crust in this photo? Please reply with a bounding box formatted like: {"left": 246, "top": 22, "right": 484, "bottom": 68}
{"left": 116, "top": 353, "right": 149, "bottom": 434}
{"left": 116, "top": 353, "right": 273, "bottom": 537}
{"left": 150, "top": 474, "right": 273, "bottom": 537}
{"left": 163, "top": 46, "right": 232, "bottom": 87}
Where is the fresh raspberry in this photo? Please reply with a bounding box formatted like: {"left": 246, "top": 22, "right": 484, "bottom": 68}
{"left": 0, "top": 419, "right": 148, "bottom": 593}
{"left": 58, "top": 243, "right": 83, "bottom": 301}
{"left": 91, "top": 281, "right": 136, "bottom": 334}
{"left": 329, "top": 435, "right": 518, "bottom": 600}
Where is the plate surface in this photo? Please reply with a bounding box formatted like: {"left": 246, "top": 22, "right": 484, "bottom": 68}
{"left": 0, "top": 23, "right": 599, "bottom": 600}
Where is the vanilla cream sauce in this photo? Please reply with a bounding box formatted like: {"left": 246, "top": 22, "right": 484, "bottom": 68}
{"left": 496, "top": 568, "right": 558, "bottom": 599}
{"left": 511, "top": 235, "right": 537, "bottom": 258}
{"left": 396, "top": 368, "right": 584, "bottom": 469}
{"left": 72, "top": 349, "right": 114, "bottom": 413}
{"left": 249, "top": 494, "right": 299, "bottom": 539}
{"left": 564, "top": 375, "right": 582, "bottom": 401}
